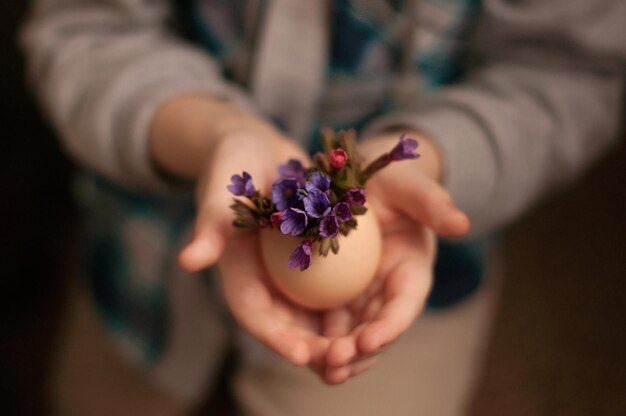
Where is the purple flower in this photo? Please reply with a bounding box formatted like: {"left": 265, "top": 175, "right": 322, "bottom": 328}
{"left": 306, "top": 171, "right": 330, "bottom": 193}
{"left": 303, "top": 188, "right": 331, "bottom": 218}
{"left": 389, "top": 133, "right": 420, "bottom": 161}
{"left": 288, "top": 241, "right": 313, "bottom": 271}
{"left": 272, "top": 178, "right": 300, "bottom": 211}
{"left": 278, "top": 159, "right": 307, "bottom": 186}
{"left": 227, "top": 171, "right": 256, "bottom": 197}
{"left": 332, "top": 202, "right": 352, "bottom": 222}
{"left": 345, "top": 188, "right": 366, "bottom": 206}
{"left": 319, "top": 215, "right": 339, "bottom": 238}
{"left": 280, "top": 208, "right": 308, "bottom": 236}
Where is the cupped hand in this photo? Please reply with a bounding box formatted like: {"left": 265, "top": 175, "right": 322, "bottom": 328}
{"left": 175, "top": 115, "right": 338, "bottom": 370}
{"left": 320, "top": 131, "right": 470, "bottom": 384}
{"left": 177, "top": 121, "right": 307, "bottom": 271}
{"left": 150, "top": 96, "right": 352, "bottom": 374}
{"left": 152, "top": 98, "right": 468, "bottom": 382}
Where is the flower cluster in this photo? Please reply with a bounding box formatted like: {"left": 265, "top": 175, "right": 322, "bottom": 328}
{"left": 228, "top": 129, "right": 420, "bottom": 271}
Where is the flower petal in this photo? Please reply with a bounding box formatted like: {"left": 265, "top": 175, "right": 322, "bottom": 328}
{"left": 288, "top": 241, "right": 313, "bottom": 271}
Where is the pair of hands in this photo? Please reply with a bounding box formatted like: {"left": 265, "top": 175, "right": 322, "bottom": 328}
{"left": 150, "top": 95, "right": 470, "bottom": 384}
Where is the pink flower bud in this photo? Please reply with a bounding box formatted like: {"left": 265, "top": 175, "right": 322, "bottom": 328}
{"left": 270, "top": 211, "right": 285, "bottom": 227}
{"left": 329, "top": 148, "right": 348, "bottom": 169}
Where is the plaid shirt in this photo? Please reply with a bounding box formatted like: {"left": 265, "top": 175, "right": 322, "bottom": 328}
{"left": 182, "top": 0, "right": 479, "bottom": 137}
{"left": 80, "top": 0, "right": 487, "bottom": 372}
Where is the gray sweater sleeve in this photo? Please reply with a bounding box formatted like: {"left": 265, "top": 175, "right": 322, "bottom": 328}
{"left": 365, "top": 0, "right": 625, "bottom": 237}
{"left": 20, "top": 0, "right": 254, "bottom": 190}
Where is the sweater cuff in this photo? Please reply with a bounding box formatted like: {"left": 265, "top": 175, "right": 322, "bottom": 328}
{"left": 362, "top": 107, "right": 498, "bottom": 235}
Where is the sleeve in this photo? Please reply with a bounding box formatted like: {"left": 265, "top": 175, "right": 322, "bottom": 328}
{"left": 364, "top": 0, "right": 626, "bottom": 237}
{"left": 20, "top": 0, "right": 255, "bottom": 190}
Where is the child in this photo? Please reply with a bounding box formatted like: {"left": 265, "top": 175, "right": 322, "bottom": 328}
{"left": 21, "top": 0, "right": 624, "bottom": 414}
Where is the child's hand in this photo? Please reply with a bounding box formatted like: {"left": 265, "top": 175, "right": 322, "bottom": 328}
{"left": 319, "top": 131, "right": 470, "bottom": 384}
{"left": 182, "top": 128, "right": 335, "bottom": 368}
{"left": 149, "top": 94, "right": 307, "bottom": 268}
{"left": 150, "top": 95, "right": 335, "bottom": 372}
{"left": 175, "top": 119, "right": 309, "bottom": 272}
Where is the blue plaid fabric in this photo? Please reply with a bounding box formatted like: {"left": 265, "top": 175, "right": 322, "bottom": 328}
{"left": 81, "top": 0, "right": 487, "bottom": 366}
{"left": 183, "top": 0, "right": 480, "bottom": 134}
{"left": 78, "top": 175, "right": 197, "bottom": 363}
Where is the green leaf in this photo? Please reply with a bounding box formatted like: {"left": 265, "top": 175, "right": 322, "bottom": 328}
{"left": 350, "top": 205, "right": 368, "bottom": 216}
{"left": 313, "top": 152, "right": 331, "bottom": 174}
{"left": 343, "top": 164, "right": 359, "bottom": 189}
{"left": 319, "top": 238, "right": 332, "bottom": 257}
{"left": 320, "top": 127, "right": 336, "bottom": 155}
{"left": 230, "top": 199, "right": 259, "bottom": 228}
{"left": 338, "top": 129, "right": 360, "bottom": 166}
{"left": 255, "top": 195, "right": 274, "bottom": 215}
{"left": 360, "top": 154, "right": 390, "bottom": 184}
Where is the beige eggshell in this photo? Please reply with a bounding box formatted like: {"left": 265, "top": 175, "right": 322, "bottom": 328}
{"left": 259, "top": 208, "right": 382, "bottom": 310}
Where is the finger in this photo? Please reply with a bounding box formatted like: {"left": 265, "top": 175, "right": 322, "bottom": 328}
{"left": 360, "top": 294, "right": 384, "bottom": 322}
{"left": 267, "top": 330, "right": 311, "bottom": 367}
{"left": 178, "top": 166, "right": 238, "bottom": 272}
{"left": 178, "top": 206, "right": 231, "bottom": 272}
{"left": 358, "top": 260, "right": 429, "bottom": 354}
{"left": 328, "top": 337, "right": 385, "bottom": 368}
{"left": 325, "top": 295, "right": 386, "bottom": 367}
{"left": 377, "top": 171, "right": 470, "bottom": 236}
{"left": 325, "top": 294, "right": 385, "bottom": 367}
{"left": 307, "top": 335, "right": 333, "bottom": 377}
{"left": 326, "top": 335, "right": 358, "bottom": 367}
{"left": 348, "top": 355, "right": 379, "bottom": 377}
{"left": 324, "top": 356, "right": 379, "bottom": 385}
{"left": 326, "top": 236, "right": 427, "bottom": 366}
{"left": 322, "top": 308, "right": 354, "bottom": 338}
{"left": 326, "top": 322, "right": 368, "bottom": 367}
{"left": 399, "top": 176, "right": 469, "bottom": 236}
{"left": 179, "top": 134, "right": 276, "bottom": 272}
{"left": 179, "top": 145, "right": 266, "bottom": 272}
{"left": 324, "top": 365, "right": 351, "bottom": 385}
{"left": 218, "top": 237, "right": 312, "bottom": 366}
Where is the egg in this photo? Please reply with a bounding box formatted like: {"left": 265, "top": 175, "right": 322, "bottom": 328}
{"left": 259, "top": 208, "right": 382, "bottom": 310}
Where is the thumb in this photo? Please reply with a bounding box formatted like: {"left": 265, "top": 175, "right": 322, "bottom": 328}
{"left": 178, "top": 203, "right": 232, "bottom": 272}
{"left": 178, "top": 163, "right": 238, "bottom": 272}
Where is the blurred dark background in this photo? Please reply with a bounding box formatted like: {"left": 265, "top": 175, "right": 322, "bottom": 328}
{"left": 1, "top": 2, "right": 74, "bottom": 415}
{"left": 1, "top": 3, "right": 625, "bottom": 416}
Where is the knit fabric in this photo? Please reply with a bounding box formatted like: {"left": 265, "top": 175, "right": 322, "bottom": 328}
{"left": 78, "top": 0, "right": 487, "bottom": 374}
